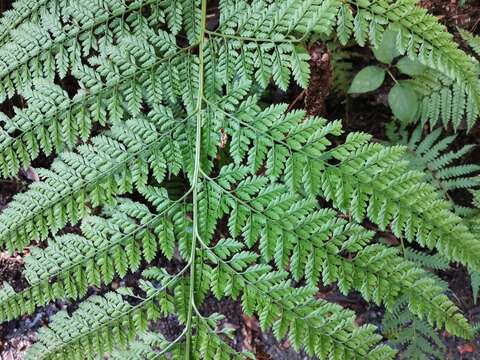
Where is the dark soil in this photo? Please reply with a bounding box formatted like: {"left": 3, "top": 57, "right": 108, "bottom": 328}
{"left": 305, "top": 43, "right": 333, "bottom": 117}
{"left": 421, "top": 0, "right": 480, "bottom": 31}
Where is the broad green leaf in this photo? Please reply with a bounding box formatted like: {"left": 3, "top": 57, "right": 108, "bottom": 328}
{"left": 348, "top": 66, "right": 386, "bottom": 94}
{"left": 388, "top": 83, "right": 419, "bottom": 123}
{"left": 396, "top": 57, "right": 427, "bottom": 76}
{"left": 372, "top": 28, "right": 401, "bottom": 64}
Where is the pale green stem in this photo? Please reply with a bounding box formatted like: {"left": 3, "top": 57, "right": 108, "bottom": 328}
{"left": 205, "top": 29, "right": 300, "bottom": 43}
{"left": 184, "top": 0, "right": 208, "bottom": 358}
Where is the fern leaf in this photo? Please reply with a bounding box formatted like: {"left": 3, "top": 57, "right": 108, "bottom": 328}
{"left": 0, "top": 116, "right": 182, "bottom": 251}
{"left": 459, "top": 28, "right": 480, "bottom": 58}
{"left": 383, "top": 296, "right": 446, "bottom": 360}
{"left": 26, "top": 291, "right": 156, "bottom": 360}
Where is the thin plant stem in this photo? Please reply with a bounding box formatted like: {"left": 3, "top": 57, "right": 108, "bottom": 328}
{"left": 184, "top": 0, "right": 208, "bottom": 358}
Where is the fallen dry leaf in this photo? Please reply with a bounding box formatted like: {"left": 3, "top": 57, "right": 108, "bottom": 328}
{"left": 241, "top": 314, "right": 259, "bottom": 352}
{"left": 457, "top": 343, "right": 476, "bottom": 354}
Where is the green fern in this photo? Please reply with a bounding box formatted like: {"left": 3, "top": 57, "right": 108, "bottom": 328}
{"left": 382, "top": 247, "right": 450, "bottom": 360}
{"left": 341, "top": 0, "right": 480, "bottom": 129}
{"left": 386, "top": 122, "right": 480, "bottom": 199}
{"left": 328, "top": 41, "right": 355, "bottom": 93}
{"left": 465, "top": 190, "right": 480, "bottom": 304}
{"left": 0, "top": 1, "right": 479, "bottom": 359}
{"left": 383, "top": 295, "right": 447, "bottom": 360}
{"left": 384, "top": 121, "right": 479, "bottom": 358}
{"left": 459, "top": 28, "right": 480, "bottom": 58}
{"left": 386, "top": 121, "right": 480, "bottom": 311}
{"left": 398, "top": 27, "right": 480, "bottom": 130}
{"left": 405, "top": 69, "right": 479, "bottom": 130}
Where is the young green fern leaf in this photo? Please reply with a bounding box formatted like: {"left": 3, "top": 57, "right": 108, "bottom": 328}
{"left": 381, "top": 244, "right": 454, "bottom": 360}
{"left": 328, "top": 41, "right": 355, "bottom": 93}
{"left": 465, "top": 191, "right": 480, "bottom": 305}
{"left": 386, "top": 122, "right": 480, "bottom": 198}
{"left": 383, "top": 295, "right": 447, "bottom": 360}
{"left": 404, "top": 68, "right": 479, "bottom": 130}
{"left": 0, "top": 0, "right": 479, "bottom": 359}
{"left": 459, "top": 28, "right": 480, "bottom": 58}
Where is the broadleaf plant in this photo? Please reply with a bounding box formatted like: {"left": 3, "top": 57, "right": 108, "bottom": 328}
{"left": 0, "top": 0, "right": 479, "bottom": 359}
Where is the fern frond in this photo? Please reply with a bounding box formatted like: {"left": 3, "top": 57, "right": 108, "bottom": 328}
{"left": 404, "top": 248, "right": 449, "bottom": 271}
{"left": 25, "top": 291, "right": 160, "bottom": 360}
{"left": 0, "top": 39, "right": 185, "bottom": 178}
{"left": 0, "top": 114, "right": 184, "bottom": 251}
{"left": 110, "top": 331, "right": 174, "bottom": 360}
{"left": 470, "top": 268, "right": 480, "bottom": 305}
{"left": 459, "top": 28, "right": 480, "bottom": 58}
{"left": 215, "top": 95, "right": 480, "bottom": 271}
{"left": 218, "top": 0, "right": 341, "bottom": 40}
{"left": 201, "top": 164, "right": 471, "bottom": 337}
{"left": 345, "top": 0, "right": 480, "bottom": 129}
{"left": 465, "top": 191, "right": 480, "bottom": 304}
{"left": 0, "top": 0, "right": 51, "bottom": 46}
{"left": 204, "top": 253, "right": 396, "bottom": 359}
{"left": 386, "top": 122, "right": 480, "bottom": 197}
{"left": 0, "top": 195, "right": 188, "bottom": 322}
{"left": 327, "top": 163, "right": 480, "bottom": 270}
{"left": 383, "top": 296, "right": 446, "bottom": 360}
{"left": 336, "top": 1, "right": 480, "bottom": 129}
{"left": 0, "top": 0, "right": 183, "bottom": 101}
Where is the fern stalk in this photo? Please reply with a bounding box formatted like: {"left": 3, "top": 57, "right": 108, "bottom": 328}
{"left": 185, "top": 0, "right": 208, "bottom": 357}
{"left": 205, "top": 29, "right": 302, "bottom": 43}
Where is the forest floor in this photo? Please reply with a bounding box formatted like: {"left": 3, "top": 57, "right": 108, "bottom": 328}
{"left": 1, "top": 0, "right": 480, "bottom": 359}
